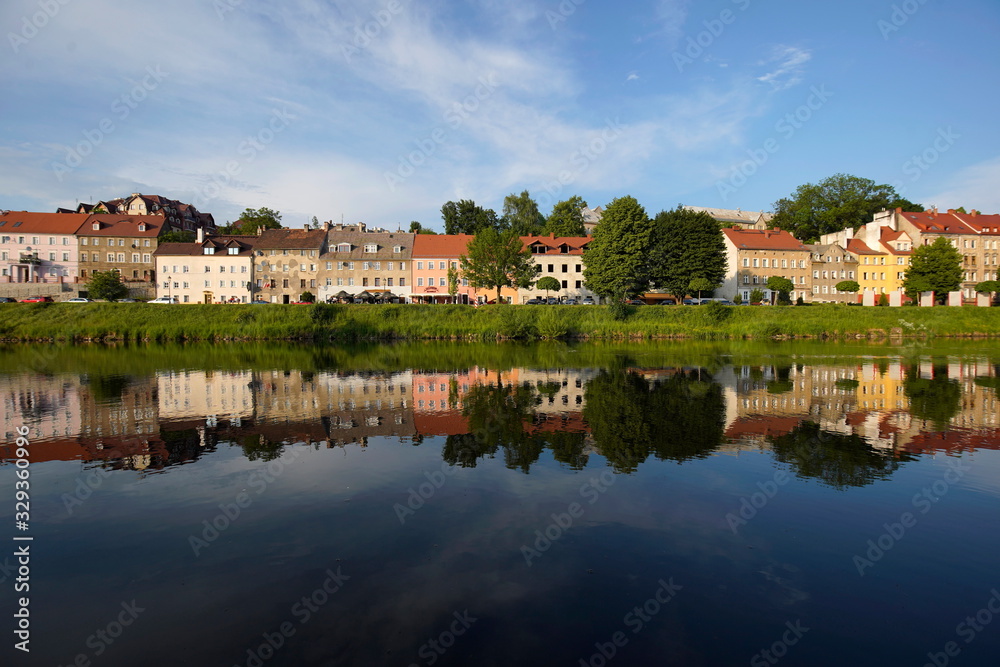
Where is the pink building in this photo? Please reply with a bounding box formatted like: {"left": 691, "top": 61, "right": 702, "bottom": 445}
{"left": 0, "top": 212, "right": 89, "bottom": 284}
{"left": 411, "top": 234, "right": 485, "bottom": 304}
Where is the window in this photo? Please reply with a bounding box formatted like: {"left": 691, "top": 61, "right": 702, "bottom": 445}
{"left": 374, "top": 278, "right": 381, "bottom": 287}
{"left": 337, "top": 243, "right": 351, "bottom": 252}
{"left": 144, "top": 239, "right": 150, "bottom": 247}
{"left": 440, "top": 277, "right": 447, "bottom": 286}
{"left": 399, "top": 278, "right": 406, "bottom": 286}
{"left": 782, "top": 259, "right": 787, "bottom": 268}
{"left": 220, "top": 266, "right": 226, "bottom": 273}
{"left": 241, "top": 266, "right": 247, "bottom": 273}
{"left": 387, "top": 261, "right": 394, "bottom": 271}
{"left": 301, "top": 279, "right": 307, "bottom": 288}
{"left": 743, "top": 275, "right": 750, "bottom": 284}
{"left": 143, "top": 254, "right": 150, "bottom": 263}
{"left": 418, "top": 277, "right": 424, "bottom": 286}
{"left": 813, "top": 270, "right": 819, "bottom": 279}
{"left": 362, "top": 277, "right": 369, "bottom": 286}
{"left": 752, "top": 258, "right": 759, "bottom": 267}
{"left": 48, "top": 252, "right": 55, "bottom": 261}
{"left": 205, "top": 280, "right": 211, "bottom": 287}
{"left": 387, "top": 278, "right": 393, "bottom": 287}
{"left": 203, "top": 247, "right": 215, "bottom": 255}
{"left": 364, "top": 244, "right": 377, "bottom": 253}
{"left": 417, "top": 261, "right": 423, "bottom": 270}
{"left": 399, "top": 261, "right": 405, "bottom": 270}
{"left": 762, "top": 259, "right": 769, "bottom": 268}
{"left": 548, "top": 264, "right": 554, "bottom": 272}
{"left": 575, "top": 280, "right": 582, "bottom": 288}
{"left": 450, "top": 261, "right": 457, "bottom": 270}
{"left": 561, "top": 280, "right": 567, "bottom": 288}
{"left": 336, "top": 278, "right": 343, "bottom": 286}
{"left": 228, "top": 247, "right": 239, "bottom": 255}
{"left": 205, "top": 266, "right": 211, "bottom": 272}
{"left": 438, "top": 261, "right": 446, "bottom": 270}
{"left": 752, "top": 276, "right": 759, "bottom": 284}
{"left": 561, "top": 264, "right": 568, "bottom": 273}
{"left": 363, "top": 262, "right": 370, "bottom": 270}
{"left": 743, "top": 258, "right": 749, "bottom": 267}
{"left": 81, "top": 238, "right": 88, "bottom": 246}
{"left": 107, "top": 253, "right": 115, "bottom": 262}
{"left": 62, "top": 252, "right": 69, "bottom": 261}
{"left": 393, "top": 245, "right": 402, "bottom": 253}
{"left": 282, "top": 279, "right": 289, "bottom": 288}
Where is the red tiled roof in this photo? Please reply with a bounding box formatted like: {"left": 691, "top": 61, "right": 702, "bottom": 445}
{"left": 522, "top": 235, "right": 590, "bottom": 255}
{"left": 948, "top": 210, "right": 1000, "bottom": 235}
{"left": 846, "top": 239, "right": 881, "bottom": 255}
{"left": 722, "top": 228, "right": 808, "bottom": 251}
{"left": 901, "top": 210, "right": 976, "bottom": 234}
{"left": 877, "top": 227, "right": 913, "bottom": 255}
{"left": 412, "top": 233, "right": 475, "bottom": 258}
{"left": 0, "top": 211, "right": 90, "bottom": 234}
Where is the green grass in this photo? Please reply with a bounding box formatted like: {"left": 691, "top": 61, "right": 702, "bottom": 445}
{"left": 1, "top": 302, "right": 999, "bottom": 343}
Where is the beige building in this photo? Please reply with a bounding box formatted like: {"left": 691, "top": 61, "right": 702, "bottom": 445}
{"left": 153, "top": 232, "right": 257, "bottom": 303}
{"left": 316, "top": 226, "right": 413, "bottom": 302}
{"left": 254, "top": 228, "right": 327, "bottom": 303}
{"left": 805, "top": 242, "right": 859, "bottom": 303}
{"left": 77, "top": 214, "right": 164, "bottom": 283}
{"left": 521, "top": 235, "right": 596, "bottom": 303}
{"left": 721, "top": 227, "right": 811, "bottom": 303}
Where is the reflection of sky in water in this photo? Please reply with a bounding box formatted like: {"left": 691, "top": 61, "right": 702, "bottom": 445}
{"left": 2, "top": 347, "right": 1000, "bottom": 666}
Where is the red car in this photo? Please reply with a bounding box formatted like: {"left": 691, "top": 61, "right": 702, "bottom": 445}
{"left": 22, "top": 296, "right": 54, "bottom": 303}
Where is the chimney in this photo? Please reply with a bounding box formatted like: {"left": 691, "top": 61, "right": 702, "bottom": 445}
{"left": 196, "top": 227, "right": 204, "bottom": 243}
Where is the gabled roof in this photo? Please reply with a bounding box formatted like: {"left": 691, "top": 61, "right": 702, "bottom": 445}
{"left": 948, "top": 210, "right": 1000, "bottom": 235}
{"left": 878, "top": 227, "right": 913, "bottom": 255}
{"left": 722, "top": 227, "right": 808, "bottom": 251}
{"left": 320, "top": 231, "right": 414, "bottom": 260}
{"left": 846, "top": 239, "right": 881, "bottom": 255}
{"left": 78, "top": 214, "right": 165, "bottom": 237}
{"left": 900, "top": 210, "right": 976, "bottom": 235}
{"left": 522, "top": 235, "right": 590, "bottom": 255}
{"left": 412, "top": 234, "right": 475, "bottom": 258}
{"left": 255, "top": 228, "right": 327, "bottom": 249}
{"left": 685, "top": 206, "right": 773, "bottom": 225}
{"left": 153, "top": 236, "right": 257, "bottom": 257}
{"left": 0, "top": 211, "right": 90, "bottom": 235}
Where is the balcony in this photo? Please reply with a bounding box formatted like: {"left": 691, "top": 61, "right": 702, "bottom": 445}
{"left": 18, "top": 254, "right": 42, "bottom": 265}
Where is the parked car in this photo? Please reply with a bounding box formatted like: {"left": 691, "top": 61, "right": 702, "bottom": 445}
{"left": 117, "top": 298, "right": 136, "bottom": 303}
{"left": 682, "top": 298, "right": 696, "bottom": 305}
{"left": 627, "top": 299, "right": 645, "bottom": 306}
{"left": 22, "top": 296, "right": 54, "bottom": 303}
{"left": 657, "top": 298, "right": 677, "bottom": 305}
{"left": 0, "top": 297, "right": 17, "bottom": 303}
{"left": 545, "top": 297, "right": 559, "bottom": 305}
{"left": 563, "top": 298, "right": 578, "bottom": 305}
{"left": 66, "top": 297, "right": 92, "bottom": 302}
{"left": 716, "top": 300, "right": 735, "bottom": 306}
{"left": 525, "top": 298, "right": 543, "bottom": 305}
{"left": 149, "top": 296, "right": 178, "bottom": 304}
{"left": 251, "top": 300, "right": 270, "bottom": 304}
{"left": 581, "top": 297, "right": 596, "bottom": 305}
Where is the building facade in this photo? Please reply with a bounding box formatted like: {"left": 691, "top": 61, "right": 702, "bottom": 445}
{"left": 806, "top": 243, "right": 859, "bottom": 303}
{"left": 0, "top": 212, "right": 88, "bottom": 284}
{"left": 316, "top": 228, "right": 413, "bottom": 302}
{"left": 411, "top": 234, "right": 480, "bottom": 304}
{"left": 154, "top": 233, "right": 257, "bottom": 303}
{"left": 77, "top": 214, "right": 164, "bottom": 282}
{"left": 721, "top": 228, "right": 811, "bottom": 303}
{"left": 253, "top": 228, "right": 327, "bottom": 303}
{"left": 521, "top": 235, "right": 594, "bottom": 303}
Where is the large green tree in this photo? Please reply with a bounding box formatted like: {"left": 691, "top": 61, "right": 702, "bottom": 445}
{"left": 159, "top": 230, "right": 196, "bottom": 244}
{"left": 544, "top": 196, "right": 587, "bottom": 237}
{"left": 536, "top": 276, "right": 560, "bottom": 299}
{"left": 771, "top": 174, "right": 913, "bottom": 242}
{"left": 441, "top": 199, "right": 501, "bottom": 235}
{"left": 88, "top": 270, "right": 129, "bottom": 301}
{"left": 460, "top": 227, "right": 536, "bottom": 303}
{"left": 903, "top": 236, "right": 962, "bottom": 300}
{"left": 501, "top": 190, "right": 545, "bottom": 236}
{"left": 766, "top": 276, "right": 795, "bottom": 305}
{"left": 221, "top": 207, "right": 283, "bottom": 235}
{"left": 647, "top": 205, "right": 727, "bottom": 302}
{"left": 582, "top": 196, "right": 654, "bottom": 299}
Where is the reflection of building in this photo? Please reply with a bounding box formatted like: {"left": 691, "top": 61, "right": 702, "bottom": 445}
{"left": 0, "top": 373, "right": 83, "bottom": 442}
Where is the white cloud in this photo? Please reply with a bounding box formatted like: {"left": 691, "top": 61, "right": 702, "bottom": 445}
{"left": 918, "top": 156, "right": 1000, "bottom": 213}
{"left": 755, "top": 45, "right": 812, "bottom": 91}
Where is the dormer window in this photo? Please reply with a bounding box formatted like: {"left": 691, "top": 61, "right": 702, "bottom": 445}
{"left": 364, "top": 244, "right": 378, "bottom": 253}
{"left": 337, "top": 243, "right": 351, "bottom": 252}
{"left": 393, "top": 245, "right": 402, "bottom": 253}
{"left": 138, "top": 223, "right": 146, "bottom": 232}
{"left": 92, "top": 222, "right": 100, "bottom": 230}
{"left": 203, "top": 247, "right": 215, "bottom": 255}
{"left": 228, "top": 247, "right": 239, "bottom": 255}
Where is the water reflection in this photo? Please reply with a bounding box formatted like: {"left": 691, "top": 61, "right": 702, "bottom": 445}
{"left": 2, "top": 345, "right": 1000, "bottom": 486}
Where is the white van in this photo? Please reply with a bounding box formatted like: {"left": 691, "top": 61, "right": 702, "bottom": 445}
{"left": 149, "top": 296, "right": 178, "bottom": 304}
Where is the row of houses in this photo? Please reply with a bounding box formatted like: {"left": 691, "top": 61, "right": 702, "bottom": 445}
{"left": 153, "top": 224, "right": 595, "bottom": 304}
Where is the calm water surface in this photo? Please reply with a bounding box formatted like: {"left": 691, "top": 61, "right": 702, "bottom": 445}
{"left": 1, "top": 341, "right": 999, "bottom": 667}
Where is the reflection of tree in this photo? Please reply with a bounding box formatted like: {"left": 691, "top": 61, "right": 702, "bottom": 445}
{"left": 583, "top": 368, "right": 725, "bottom": 472}
{"left": 766, "top": 367, "right": 794, "bottom": 394}
{"left": 974, "top": 366, "right": 1000, "bottom": 396}
{"left": 770, "top": 421, "right": 913, "bottom": 490}
{"left": 444, "top": 381, "right": 540, "bottom": 472}
{"left": 88, "top": 374, "right": 132, "bottom": 404}
{"left": 904, "top": 365, "right": 962, "bottom": 430}
{"left": 239, "top": 434, "right": 284, "bottom": 462}
{"left": 542, "top": 432, "right": 588, "bottom": 470}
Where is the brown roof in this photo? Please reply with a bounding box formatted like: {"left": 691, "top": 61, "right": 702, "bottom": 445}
{"left": 256, "top": 228, "right": 327, "bottom": 250}
{"left": 948, "top": 210, "right": 1000, "bottom": 235}
{"left": 522, "top": 235, "right": 590, "bottom": 255}
{"left": 153, "top": 235, "right": 257, "bottom": 257}
{"left": 901, "top": 210, "right": 976, "bottom": 235}
{"left": 78, "top": 214, "right": 165, "bottom": 237}
{"left": 412, "top": 233, "right": 475, "bottom": 258}
{"left": 319, "top": 231, "right": 415, "bottom": 260}
{"left": 722, "top": 227, "right": 808, "bottom": 251}
{"left": 0, "top": 211, "right": 90, "bottom": 234}
{"left": 846, "top": 239, "right": 881, "bottom": 255}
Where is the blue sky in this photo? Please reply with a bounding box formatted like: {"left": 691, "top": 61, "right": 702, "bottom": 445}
{"left": 2, "top": 0, "right": 999, "bottom": 230}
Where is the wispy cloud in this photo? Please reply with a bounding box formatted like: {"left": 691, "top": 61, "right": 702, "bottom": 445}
{"left": 919, "top": 156, "right": 1000, "bottom": 213}
{"left": 755, "top": 45, "right": 812, "bottom": 90}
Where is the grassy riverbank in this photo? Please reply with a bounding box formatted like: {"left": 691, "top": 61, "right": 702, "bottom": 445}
{"left": 1, "top": 301, "right": 999, "bottom": 342}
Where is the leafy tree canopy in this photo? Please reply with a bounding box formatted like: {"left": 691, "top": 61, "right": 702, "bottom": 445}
{"left": 771, "top": 173, "right": 909, "bottom": 242}
{"left": 646, "top": 205, "right": 727, "bottom": 302}
{"left": 88, "top": 269, "right": 129, "bottom": 301}
{"left": 536, "top": 276, "right": 561, "bottom": 295}
{"left": 835, "top": 280, "right": 860, "bottom": 293}
{"left": 582, "top": 196, "right": 654, "bottom": 298}
{"left": 501, "top": 190, "right": 545, "bottom": 236}
{"left": 903, "top": 236, "right": 963, "bottom": 299}
{"left": 221, "top": 207, "right": 283, "bottom": 235}
{"left": 905, "top": 365, "right": 962, "bottom": 430}
{"left": 749, "top": 288, "right": 765, "bottom": 304}
{"left": 441, "top": 199, "right": 501, "bottom": 235}
{"left": 159, "top": 230, "right": 196, "bottom": 244}
{"left": 974, "top": 280, "right": 1000, "bottom": 294}
{"left": 544, "top": 196, "right": 588, "bottom": 237}
{"left": 460, "top": 227, "right": 536, "bottom": 302}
